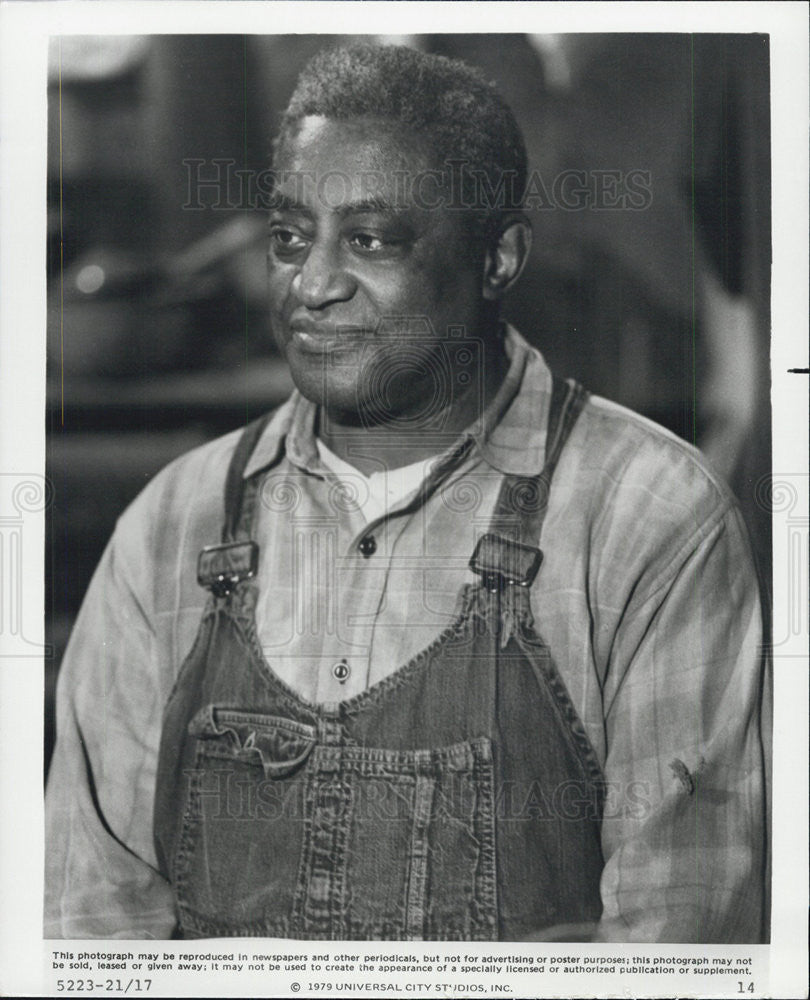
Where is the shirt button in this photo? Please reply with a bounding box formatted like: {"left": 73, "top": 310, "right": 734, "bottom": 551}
{"left": 358, "top": 535, "right": 377, "bottom": 558}
{"left": 332, "top": 659, "right": 350, "bottom": 683}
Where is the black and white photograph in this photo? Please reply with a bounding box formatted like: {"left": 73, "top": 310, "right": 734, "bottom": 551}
{"left": 0, "top": 2, "right": 807, "bottom": 997}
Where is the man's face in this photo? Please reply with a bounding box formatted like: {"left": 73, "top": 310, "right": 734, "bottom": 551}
{"left": 268, "top": 116, "right": 487, "bottom": 424}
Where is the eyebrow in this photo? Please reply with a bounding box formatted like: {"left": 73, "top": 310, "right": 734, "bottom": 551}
{"left": 269, "top": 193, "right": 405, "bottom": 219}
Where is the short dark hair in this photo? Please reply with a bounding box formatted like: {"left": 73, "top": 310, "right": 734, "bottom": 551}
{"left": 274, "top": 43, "right": 528, "bottom": 244}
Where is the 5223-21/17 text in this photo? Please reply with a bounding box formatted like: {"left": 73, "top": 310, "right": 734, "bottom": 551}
{"left": 56, "top": 980, "right": 153, "bottom": 992}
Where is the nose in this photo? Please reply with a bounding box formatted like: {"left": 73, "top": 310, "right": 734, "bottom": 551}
{"left": 292, "top": 238, "right": 356, "bottom": 310}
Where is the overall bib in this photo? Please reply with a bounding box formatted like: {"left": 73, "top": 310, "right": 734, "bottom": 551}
{"left": 153, "top": 377, "right": 606, "bottom": 940}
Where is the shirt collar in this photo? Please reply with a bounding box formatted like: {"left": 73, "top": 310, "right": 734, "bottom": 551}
{"left": 242, "top": 323, "right": 554, "bottom": 480}
{"left": 475, "top": 323, "right": 552, "bottom": 475}
{"left": 242, "top": 390, "right": 317, "bottom": 479}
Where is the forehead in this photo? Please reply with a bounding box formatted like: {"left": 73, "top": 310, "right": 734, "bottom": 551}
{"left": 273, "top": 115, "right": 438, "bottom": 206}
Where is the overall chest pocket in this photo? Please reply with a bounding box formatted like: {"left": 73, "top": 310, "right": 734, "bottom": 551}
{"left": 174, "top": 706, "right": 317, "bottom": 937}
{"left": 296, "top": 737, "right": 498, "bottom": 941}
{"left": 174, "top": 707, "right": 497, "bottom": 940}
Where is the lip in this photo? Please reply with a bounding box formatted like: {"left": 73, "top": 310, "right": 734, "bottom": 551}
{"left": 287, "top": 319, "right": 371, "bottom": 353}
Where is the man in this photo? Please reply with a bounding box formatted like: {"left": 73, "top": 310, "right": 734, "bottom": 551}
{"left": 45, "top": 43, "right": 768, "bottom": 942}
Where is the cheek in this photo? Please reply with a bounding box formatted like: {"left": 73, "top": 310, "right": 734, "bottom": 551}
{"left": 411, "top": 238, "right": 481, "bottom": 306}
{"left": 375, "top": 261, "right": 459, "bottom": 314}
{"left": 267, "top": 261, "right": 295, "bottom": 315}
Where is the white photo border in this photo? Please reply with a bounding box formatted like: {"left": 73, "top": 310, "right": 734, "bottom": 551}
{"left": 0, "top": 2, "right": 806, "bottom": 997}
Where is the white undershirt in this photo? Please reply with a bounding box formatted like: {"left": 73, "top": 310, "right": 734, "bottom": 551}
{"left": 316, "top": 437, "right": 436, "bottom": 524}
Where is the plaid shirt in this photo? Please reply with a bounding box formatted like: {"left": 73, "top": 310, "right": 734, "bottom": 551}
{"left": 45, "top": 326, "right": 769, "bottom": 941}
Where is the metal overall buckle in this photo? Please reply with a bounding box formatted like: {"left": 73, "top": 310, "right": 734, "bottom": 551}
{"left": 469, "top": 533, "right": 543, "bottom": 593}
{"left": 197, "top": 541, "right": 259, "bottom": 597}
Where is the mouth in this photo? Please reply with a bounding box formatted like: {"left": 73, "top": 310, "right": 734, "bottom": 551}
{"left": 287, "top": 321, "right": 371, "bottom": 354}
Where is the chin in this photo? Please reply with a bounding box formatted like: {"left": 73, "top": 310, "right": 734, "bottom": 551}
{"left": 288, "top": 367, "right": 361, "bottom": 415}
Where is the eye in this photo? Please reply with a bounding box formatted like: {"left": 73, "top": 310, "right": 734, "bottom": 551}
{"left": 349, "top": 232, "right": 386, "bottom": 253}
{"left": 269, "top": 227, "right": 309, "bottom": 255}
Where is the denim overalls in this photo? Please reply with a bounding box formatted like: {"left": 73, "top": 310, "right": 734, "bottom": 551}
{"left": 153, "top": 377, "right": 606, "bottom": 940}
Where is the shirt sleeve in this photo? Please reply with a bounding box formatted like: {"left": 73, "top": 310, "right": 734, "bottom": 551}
{"left": 594, "top": 500, "right": 769, "bottom": 943}
{"left": 44, "top": 520, "right": 177, "bottom": 939}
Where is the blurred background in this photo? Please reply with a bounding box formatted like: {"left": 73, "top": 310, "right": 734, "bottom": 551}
{"left": 45, "top": 33, "right": 771, "bottom": 773}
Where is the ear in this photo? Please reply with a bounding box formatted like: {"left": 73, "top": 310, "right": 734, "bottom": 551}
{"left": 481, "top": 215, "right": 533, "bottom": 301}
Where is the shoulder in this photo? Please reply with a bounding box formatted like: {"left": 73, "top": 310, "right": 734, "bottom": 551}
{"left": 118, "top": 426, "right": 244, "bottom": 541}
{"left": 106, "top": 423, "right": 258, "bottom": 611}
{"left": 549, "top": 390, "right": 751, "bottom": 605}
{"left": 116, "top": 398, "right": 290, "bottom": 531}
{"left": 513, "top": 335, "right": 734, "bottom": 528}
{"left": 571, "top": 391, "right": 735, "bottom": 527}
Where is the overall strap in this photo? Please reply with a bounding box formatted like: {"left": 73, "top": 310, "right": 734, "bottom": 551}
{"left": 221, "top": 411, "right": 277, "bottom": 543}
{"left": 542, "top": 375, "right": 590, "bottom": 490}
{"left": 470, "top": 376, "right": 589, "bottom": 590}
{"left": 196, "top": 412, "right": 276, "bottom": 598}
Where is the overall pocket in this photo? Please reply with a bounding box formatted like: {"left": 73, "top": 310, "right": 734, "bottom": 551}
{"left": 174, "top": 706, "right": 316, "bottom": 935}
{"left": 296, "top": 737, "right": 498, "bottom": 940}
{"left": 175, "top": 707, "right": 497, "bottom": 940}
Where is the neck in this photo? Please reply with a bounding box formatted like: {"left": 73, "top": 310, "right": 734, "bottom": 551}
{"left": 318, "top": 330, "right": 509, "bottom": 476}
